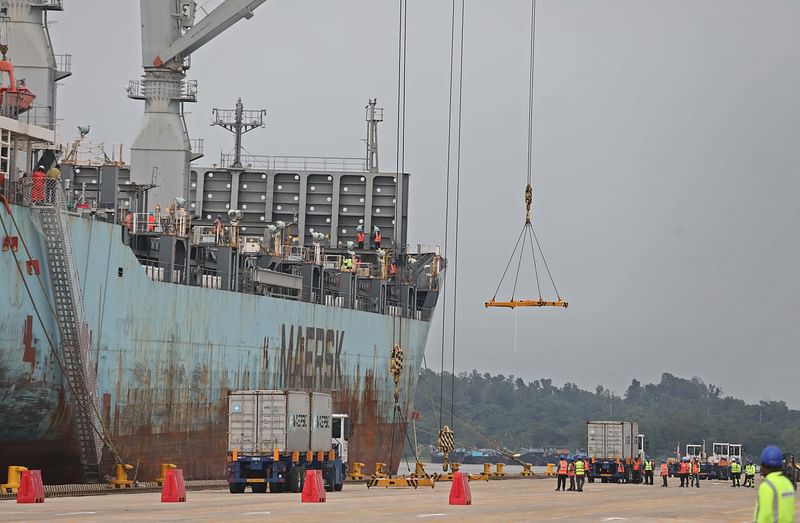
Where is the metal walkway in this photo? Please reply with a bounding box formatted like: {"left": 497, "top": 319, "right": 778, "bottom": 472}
{"left": 32, "top": 181, "right": 105, "bottom": 482}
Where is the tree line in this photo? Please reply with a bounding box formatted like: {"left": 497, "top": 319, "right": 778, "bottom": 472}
{"left": 412, "top": 369, "right": 800, "bottom": 458}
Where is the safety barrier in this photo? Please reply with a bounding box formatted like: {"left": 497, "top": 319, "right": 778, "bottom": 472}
{"left": 16, "top": 470, "right": 45, "bottom": 503}
{"left": 161, "top": 469, "right": 187, "bottom": 502}
{"left": 448, "top": 471, "right": 471, "bottom": 505}
{"left": 301, "top": 469, "right": 326, "bottom": 503}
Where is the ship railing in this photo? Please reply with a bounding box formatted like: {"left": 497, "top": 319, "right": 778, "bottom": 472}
{"left": 220, "top": 154, "right": 368, "bottom": 172}
{"left": 124, "top": 211, "right": 191, "bottom": 237}
{"left": 306, "top": 285, "right": 433, "bottom": 320}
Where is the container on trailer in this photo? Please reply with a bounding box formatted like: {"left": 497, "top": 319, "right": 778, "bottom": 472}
{"left": 310, "top": 392, "right": 333, "bottom": 451}
{"left": 228, "top": 391, "right": 260, "bottom": 453}
{"left": 286, "top": 390, "right": 312, "bottom": 452}
{"left": 587, "top": 421, "right": 639, "bottom": 461}
{"left": 256, "top": 391, "right": 288, "bottom": 452}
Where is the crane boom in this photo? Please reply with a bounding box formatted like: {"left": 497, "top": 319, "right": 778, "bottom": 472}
{"left": 152, "top": 0, "right": 267, "bottom": 66}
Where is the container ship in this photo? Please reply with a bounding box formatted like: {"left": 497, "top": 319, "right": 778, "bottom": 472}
{"left": 0, "top": 1, "right": 441, "bottom": 484}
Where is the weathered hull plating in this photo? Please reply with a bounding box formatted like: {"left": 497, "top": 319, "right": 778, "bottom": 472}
{"left": 0, "top": 204, "right": 430, "bottom": 483}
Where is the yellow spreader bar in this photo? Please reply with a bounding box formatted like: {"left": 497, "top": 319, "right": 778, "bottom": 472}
{"left": 484, "top": 299, "right": 568, "bottom": 309}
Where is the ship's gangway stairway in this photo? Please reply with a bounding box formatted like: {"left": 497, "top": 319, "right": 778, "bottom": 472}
{"left": 33, "top": 184, "right": 106, "bottom": 482}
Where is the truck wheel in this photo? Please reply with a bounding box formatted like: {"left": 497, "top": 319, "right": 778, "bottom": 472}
{"left": 251, "top": 483, "right": 267, "bottom": 493}
{"left": 288, "top": 467, "right": 305, "bottom": 493}
{"left": 270, "top": 482, "right": 285, "bottom": 494}
{"left": 229, "top": 482, "right": 246, "bottom": 494}
{"left": 322, "top": 465, "right": 336, "bottom": 492}
{"left": 334, "top": 482, "right": 343, "bottom": 492}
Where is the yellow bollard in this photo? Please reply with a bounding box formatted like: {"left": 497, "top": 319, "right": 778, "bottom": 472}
{"left": 349, "top": 462, "right": 366, "bottom": 481}
{"left": 546, "top": 463, "right": 555, "bottom": 477}
{"left": 1, "top": 466, "right": 28, "bottom": 494}
{"left": 374, "top": 462, "right": 388, "bottom": 478}
{"left": 493, "top": 463, "right": 505, "bottom": 478}
{"left": 156, "top": 463, "right": 177, "bottom": 486}
{"left": 482, "top": 463, "right": 492, "bottom": 476}
{"left": 451, "top": 462, "right": 461, "bottom": 472}
{"left": 109, "top": 463, "right": 135, "bottom": 488}
{"left": 521, "top": 462, "right": 534, "bottom": 477}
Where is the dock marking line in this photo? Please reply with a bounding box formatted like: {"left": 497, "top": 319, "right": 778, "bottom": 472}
{"left": 242, "top": 511, "right": 272, "bottom": 515}
{"left": 417, "top": 514, "right": 446, "bottom": 518}
{"left": 55, "top": 512, "right": 97, "bottom": 516}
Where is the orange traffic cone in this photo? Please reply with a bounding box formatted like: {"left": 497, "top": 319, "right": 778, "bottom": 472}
{"left": 161, "top": 468, "right": 187, "bottom": 502}
{"left": 448, "top": 470, "right": 472, "bottom": 505}
{"left": 301, "top": 469, "right": 326, "bottom": 503}
{"left": 16, "top": 470, "right": 45, "bottom": 504}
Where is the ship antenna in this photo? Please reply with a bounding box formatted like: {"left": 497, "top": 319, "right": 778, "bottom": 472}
{"left": 212, "top": 98, "right": 266, "bottom": 169}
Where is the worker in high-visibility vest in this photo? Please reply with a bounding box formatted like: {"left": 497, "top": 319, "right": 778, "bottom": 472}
{"left": 691, "top": 458, "right": 701, "bottom": 488}
{"left": 574, "top": 457, "right": 585, "bottom": 492}
{"left": 644, "top": 458, "right": 654, "bottom": 485}
{"left": 632, "top": 458, "right": 641, "bottom": 484}
{"left": 744, "top": 461, "right": 756, "bottom": 488}
{"left": 373, "top": 226, "right": 382, "bottom": 249}
{"left": 679, "top": 458, "right": 689, "bottom": 488}
{"left": 660, "top": 460, "right": 669, "bottom": 487}
{"left": 753, "top": 445, "right": 794, "bottom": 523}
{"left": 567, "top": 459, "right": 576, "bottom": 491}
{"left": 731, "top": 458, "right": 742, "bottom": 488}
{"left": 616, "top": 461, "right": 625, "bottom": 484}
{"left": 555, "top": 456, "right": 568, "bottom": 492}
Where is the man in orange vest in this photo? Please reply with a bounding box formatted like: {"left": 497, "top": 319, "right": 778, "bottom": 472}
{"left": 691, "top": 458, "right": 701, "bottom": 488}
{"left": 31, "top": 166, "right": 45, "bottom": 203}
{"left": 679, "top": 458, "right": 689, "bottom": 487}
{"left": 373, "top": 226, "right": 381, "bottom": 249}
{"left": 356, "top": 226, "right": 365, "bottom": 249}
{"left": 555, "top": 456, "right": 568, "bottom": 492}
{"left": 632, "top": 458, "right": 641, "bottom": 484}
{"left": 567, "top": 459, "right": 576, "bottom": 491}
{"left": 617, "top": 461, "right": 625, "bottom": 483}
{"left": 660, "top": 460, "right": 669, "bottom": 487}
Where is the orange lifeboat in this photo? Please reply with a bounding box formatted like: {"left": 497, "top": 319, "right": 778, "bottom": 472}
{"left": 0, "top": 46, "right": 35, "bottom": 115}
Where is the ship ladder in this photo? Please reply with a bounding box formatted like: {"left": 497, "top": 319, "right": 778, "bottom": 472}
{"left": 29, "top": 181, "right": 108, "bottom": 482}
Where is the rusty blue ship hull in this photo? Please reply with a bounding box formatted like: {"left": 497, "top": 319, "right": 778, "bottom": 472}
{"left": 0, "top": 203, "right": 432, "bottom": 483}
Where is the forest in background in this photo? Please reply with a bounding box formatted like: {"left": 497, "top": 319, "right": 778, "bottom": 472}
{"left": 411, "top": 369, "right": 800, "bottom": 458}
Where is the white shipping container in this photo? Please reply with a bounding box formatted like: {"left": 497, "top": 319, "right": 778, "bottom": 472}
{"left": 286, "top": 391, "right": 312, "bottom": 452}
{"left": 257, "top": 392, "right": 288, "bottom": 452}
{"left": 310, "top": 392, "right": 333, "bottom": 451}
{"left": 587, "top": 421, "right": 639, "bottom": 461}
{"left": 228, "top": 392, "right": 259, "bottom": 453}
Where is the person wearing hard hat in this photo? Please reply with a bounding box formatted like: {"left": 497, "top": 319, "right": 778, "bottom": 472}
{"left": 744, "top": 460, "right": 756, "bottom": 488}
{"left": 567, "top": 458, "right": 576, "bottom": 491}
{"left": 555, "top": 455, "right": 568, "bottom": 492}
{"left": 731, "top": 458, "right": 742, "bottom": 487}
{"left": 678, "top": 458, "right": 689, "bottom": 488}
{"left": 753, "top": 445, "right": 794, "bottom": 523}
{"left": 574, "top": 456, "right": 585, "bottom": 492}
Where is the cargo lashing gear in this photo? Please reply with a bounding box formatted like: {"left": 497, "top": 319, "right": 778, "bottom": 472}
{"left": 485, "top": 0, "right": 567, "bottom": 311}
{"left": 484, "top": 183, "right": 567, "bottom": 309}
{"left": 368, "top": 346, "right": 436, "bottom": 489}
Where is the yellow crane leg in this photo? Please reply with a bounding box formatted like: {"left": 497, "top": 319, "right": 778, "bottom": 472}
{"left": 484, "top": 299, "right": 568, "bottom": 309}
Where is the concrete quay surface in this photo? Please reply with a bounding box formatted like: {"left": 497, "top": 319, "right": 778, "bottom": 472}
{"left": 1, "top": 477, "right": 774, "bottom": 522}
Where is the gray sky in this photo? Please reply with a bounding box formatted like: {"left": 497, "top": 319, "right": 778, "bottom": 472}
{"left": 51, "top": 1, "right": 800, "bottom": 406}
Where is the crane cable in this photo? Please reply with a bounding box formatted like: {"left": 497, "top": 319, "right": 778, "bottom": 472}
{"left": 486, "top": 0, "right": 566, "bottom": 309}
{"left": 385, "top": 0, "right": 414, "bottom": 476}
{"left": 436, "top": 0, "right": 465, "bottom": 472}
